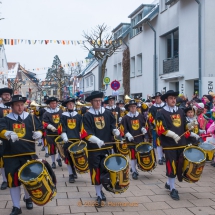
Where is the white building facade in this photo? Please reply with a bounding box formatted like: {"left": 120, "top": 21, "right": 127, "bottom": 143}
{"left": 0, "top": 45, "right": 8, "bottom": 88}
{"left": 104, "top": 0, "right": 215, "bottom": 100}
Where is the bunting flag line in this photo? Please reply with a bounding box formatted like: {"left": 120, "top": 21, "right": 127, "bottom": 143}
{"left": 0, "top": 38, "right": 122, "bottom": 46}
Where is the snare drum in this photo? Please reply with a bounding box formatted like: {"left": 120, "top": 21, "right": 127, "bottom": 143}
{"left": 199, "top": 143, "right": 215, "bottom": 161}
{"left": 183, "top": 145, "right": 206, "bottom": 183}
{"left": 103, "top": 154, "right": 129, "bottom": 194}
{"left": 114, "top": 136, "right": 129, "bottom": 156}
{"left": 68, "top": 140, "right": 89, "bottom": 174}
{"left": 135, "top": 142, "right": 156, "bottom": 172}
{"left": 18, "top": 160, "right": 57, "bottom": 206}
{"left": 55, "top": 136, "right": 65, "bottom": 159}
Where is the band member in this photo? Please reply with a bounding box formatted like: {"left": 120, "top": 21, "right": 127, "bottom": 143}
{"left": 43, "top": 97, "right": 63, "bottom": 169}
{"left": 0, "top": 95, "right": 43, "bottom": 215}
{"left": 116, "top": 100, "right": 125, "bottom": 123}
{"left": 120, "top": 99, "right": 147, "bottom": 180}
{"left": 0, "top": 87, "right": 13, "bottom": 190}
{"left": 81, "top": 91, "right": 120, "bottom": 207}
{"left": 148, "top": 92, "right": 166, "bottom": 165}
{"left": 60, "top": 97, "right": 82, "bottom": 183}
{"left": 156, "top": 90, "right": 191, "bottom": 201}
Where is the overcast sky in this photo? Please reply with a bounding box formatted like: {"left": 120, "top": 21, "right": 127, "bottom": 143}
{"left": 0, "top": 0, "right": 156, "bottom": 79}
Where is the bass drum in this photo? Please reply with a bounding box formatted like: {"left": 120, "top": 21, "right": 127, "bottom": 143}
{"left": 68, "top": 140, "right": 89, "bottom": 174}
{"left": 18, "top": 160, "right": 57, "bottom": 206}
{"left": 102, "top": 154, "right": 129, "bottom": 194}
{"left": 183, "top": 145, "right": 206, "bottom": 183}
{"left": 135, "top": 142, "right": 156, "bottom": 172}
{"left": 199, "top": 143, "right": 215, "bottom": 161}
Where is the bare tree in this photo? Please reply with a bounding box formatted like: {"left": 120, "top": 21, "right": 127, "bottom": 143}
{"left": 83, "top": 24, "right": 121, "bottom": 88}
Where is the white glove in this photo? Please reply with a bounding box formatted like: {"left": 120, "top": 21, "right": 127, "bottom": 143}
{"left": 61, "top": 132, "right": 68, "bottom": 143}
{"left": 36, "top": 106, "right": 40, "bottom": 111}
{"left": 125, "top": 132, "right": 134, "bottom": 142}
{"left": 119, "top": 117, "right": 122, "bottom": 123}
{"left": 190, "top": 132, "right": 200, "bottom": 140}
{"left": 4, "top": 131, "right": 19, "bottom": 142}
{"left": 199, "top": 129, "right": 206, "bottom": 134}
{"left": 165, "top": 130, "right": 181, "bottom": 144}
{"left": 112, "top": 129, "right": 120, "bottom": 136}
{"left": 32, "top": 131, "right": 42, "bottom": 139}
{"left": 88, "top": 136, "right": 105, "bottom": 148}
{"left": 187, "top": 123, "right": 194, "bottom": 130}
{"left": 47, "top": 124, "right": 57, "bottom": 132}
{"left": 193, "top": 119, "right": 199, "bottom": 125}
{"left": 141, "top": 127, "right": 147, "bottom": 135}
{"left": 120, "top": 107, "right": 125, "bottom": 111}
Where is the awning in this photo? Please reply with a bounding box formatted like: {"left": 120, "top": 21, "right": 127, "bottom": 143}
{"left": 160, "top": 74, "right": 184, "bottom": 80}
{"left": 133, "top": 4, "right": 159, "bottom": 29}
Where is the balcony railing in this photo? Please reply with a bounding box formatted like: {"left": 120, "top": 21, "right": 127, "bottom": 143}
{"left": 163, "top": 57, "right": 179, "bottom": 74}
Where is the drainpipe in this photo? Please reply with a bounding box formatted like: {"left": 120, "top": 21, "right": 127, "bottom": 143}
{"left": 146, "top": 20, "right": 157, "bottom": 94}
{"left": 194, "top": 0, "right": 202, "bottom": 97}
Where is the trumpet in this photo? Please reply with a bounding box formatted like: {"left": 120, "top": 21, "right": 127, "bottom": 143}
{"left": 124, "top": 95, "right": 131, "bottom": 104}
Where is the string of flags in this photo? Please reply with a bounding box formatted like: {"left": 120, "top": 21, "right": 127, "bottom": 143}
{"left": 0, "top": 39, "right": 122, "bottom": 46}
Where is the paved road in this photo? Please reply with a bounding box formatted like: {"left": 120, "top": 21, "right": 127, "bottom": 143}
{"left": 1, "top": 146, "right": 215, "bottom": 215}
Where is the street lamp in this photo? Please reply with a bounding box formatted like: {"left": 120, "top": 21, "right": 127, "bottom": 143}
{"left": 92, "top": 47, "right": 109, "bottom": 91}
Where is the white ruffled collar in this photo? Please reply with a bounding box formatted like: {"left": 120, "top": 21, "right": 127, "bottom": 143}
{"left": 127, "top": 111, "right": 139, "bottom": 118}
{"left": 163, "top": 104, "right": 178, "bottom": 113}
{"left": 45, "top": 107, "right": 60, "bottom": 113}
{"left": 153, "top": 102, "right": 165, "bottom": 107}
{"left": 88, "top": 107, "right": 105, "bottom": 115}
{"left": 6, "top": 111, "right": 29, "bottom": 121}
{"left": 106, "top": 105, "right": 116, "bottom": 110}
{"left": 62, "top": 111, "right": 78, "bottom": 117}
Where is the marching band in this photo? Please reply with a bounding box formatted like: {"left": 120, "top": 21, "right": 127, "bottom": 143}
{"left": 0, "top": 87, "right": 214, "bottom": 214}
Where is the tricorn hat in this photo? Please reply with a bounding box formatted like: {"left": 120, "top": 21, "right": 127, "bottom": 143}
{"left": 0, "top": 87, "right": 13, "bottom": 96}
{"left": 85, "top": 91, "right": 104, "bottom": 102}
{"left": 45, "top": 97, "right": 58, "bottom": 104}
{"left": 62, "top": 97, "right": 76, "bottom": 107}
{"left": 5, "top": 95, "right": 27, "bottom": 106}
{"left": 125, "top": 99, "right": 137, "bottom": 111}
{"left": 151, "top": 92, "right": 162, "bottom": 99}
{"left": 161, "top": 90, "right": 179, "bottom": 101}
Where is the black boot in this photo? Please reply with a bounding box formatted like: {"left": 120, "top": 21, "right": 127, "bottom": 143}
{"left": 95, "top": 196, "right": 102, "bottom": 208}
{"left": 52, "top": 162, "right": 56, "bottom": 169}
{"left": 37, "top": 142, "right": 42, "bottom": 146}
{"left": 170, "top": 189, "right": 180, "bottom": 200}
{"left": 10, "top": 207, "right": 22, "bottom": 215}
{"left": 132, "top": 172, "right": 138, "bottom": 180}
{"left": 56, "top": 158, "right": 62, "bottom": 167}
{"left": 45, "top": 153, "right": 49, "bottom": 158}
{"left": 41, "top": 146, "right": 45, "bottom": 151}
{"left": 101, "top": 190, "right": 106, "bottom": 201}
{"left": 23, "top": 196, "right": 33, "bottom": 210}
{"left": 162, "top": 156, "right": 166, "bottom": 162}
{"left": 1, "top": 181, "right": 7, "bottom": 190}
{"left": 158, "top": 159, "right": 163, "bottom": 165}
{"left": 69, "top": 174, "right": 75, "bottom": 183}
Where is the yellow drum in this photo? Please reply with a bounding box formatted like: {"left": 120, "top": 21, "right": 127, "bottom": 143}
{"left": 135, "top": 142, "right": 156, "bottom": 172}
{"left": 68, "top": 140, "right": 89, "bottom": 174}
{"left": 103, "top": 154, "right": 129, "bottom": 194}
{"left": 114, "top": 136, "right": 129, "bottom": 156}
{"left": 183, "top": 145, "right": 206, "bottom": 183}
{"left": 55, "top": 136, "right": 65, "bottom": 159}
{"left": 199, "top": 143, "right": 215, "bottom": 161}
{"left": 18, "top": 160, "right": 57, "bottom": 206}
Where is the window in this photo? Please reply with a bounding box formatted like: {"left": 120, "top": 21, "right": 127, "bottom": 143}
{"left": 47, "top": 90, "right": 51, "bottom": 95}
{"left": 130, "top": 57, "right": 135, "bottom": 77}
{"left": 53, "top": 90, "right": 57, "bottom": 95}
{"left": 118, "top": 63, "right": 122, "bottom": 80}
{"left": 90, "top": 76, "right": 93, "bottom": 86}
{"left": 161, "top": 0, "right": 168, "bottom": 12}
{"left": 137, "top": 54, "right": 142, "bottom": 75}
{"left": 166, "top": 29, "right": 179, "bottom": 58}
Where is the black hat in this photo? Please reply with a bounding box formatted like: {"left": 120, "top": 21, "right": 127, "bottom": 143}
{"left": 0, "top": 87, "right": 13, "bottom": 96}
{"left": 125, "top": 99, "right": 137, "bottom": 110}
{"left": 62, "top": 97, "right": 76, "bottom": 107}
{"left": 161, "top": 90, "right": 179, "bottom": 101}
{"left": 184, "top": 106, "right": 194, "bottom": 114}
{"left": 145, "top": 99, "right": 150, "bottom": 103}
{"left": 5, "top": 95, "right": 27, "bottom": 106}
{"left": 203, "top": 95, "right": 213, "bottom": 102}
{"left": 44, "top": 96, "right": 49, "bottom": 100}
{"left": 85, "top": 91, "right": 104, "bottom": 102}
{"left": 176, "top": 97, "right": 183, "bottom": 106}
{"left": 45, "top": 97, "right": 58, "bottom": 104}
{"left": 116, "top": 100, "right": 124, "bottom": 105}
{"left": 151, "top": 92, "right": 162, "bottom": 99}
{"left": 104, "top": 95, "right": 116, "bottom": 104}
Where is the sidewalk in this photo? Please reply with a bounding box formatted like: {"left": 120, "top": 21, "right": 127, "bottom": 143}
{"left": 1, "top": 146, "right": 215, "bottom": 215}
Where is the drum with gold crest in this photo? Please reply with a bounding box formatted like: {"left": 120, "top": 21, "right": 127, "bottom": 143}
{"left": 102, "top": 154, "right": 129, "bottom": 194}
{"left": 135, "top": 142, "right": 156, "bottom": 172}
{"left": 18, "top": 160, "right": 57, "bottom": 206}
{"left": 182, "top": 145, "right": 206, "bottom": 183}
{"left": 68, "top": 140, "right": 89, "bottom": 173}
{"left": 114, "top": 136, "right": 129, "bottom": 156}
{"left": 199, "top": 143, "right": 215, "bottom": 161}
{"left": 54, "top": 136, "right": 65, "bottom": 159}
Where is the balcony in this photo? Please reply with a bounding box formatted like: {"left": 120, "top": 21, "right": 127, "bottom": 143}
{"left": 163, "top": 57, "right": 179, "bottom": 74}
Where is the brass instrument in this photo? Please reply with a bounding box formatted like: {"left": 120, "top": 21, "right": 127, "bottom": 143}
{"left": 124, "top": 95, "right": 131, "bottom": 104}
{"left": 30, "top": 100, "right": 40, "bottom": 107}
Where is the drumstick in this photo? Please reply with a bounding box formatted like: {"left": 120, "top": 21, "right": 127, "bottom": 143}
{"left": 19, "top": 138, "right": 36, "bottom": 144}
{"left": 133, "top": 134, "right": 144, "bottom": 138}
{"left": 31, "top": 111, "right": 39, "bottom": 144}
